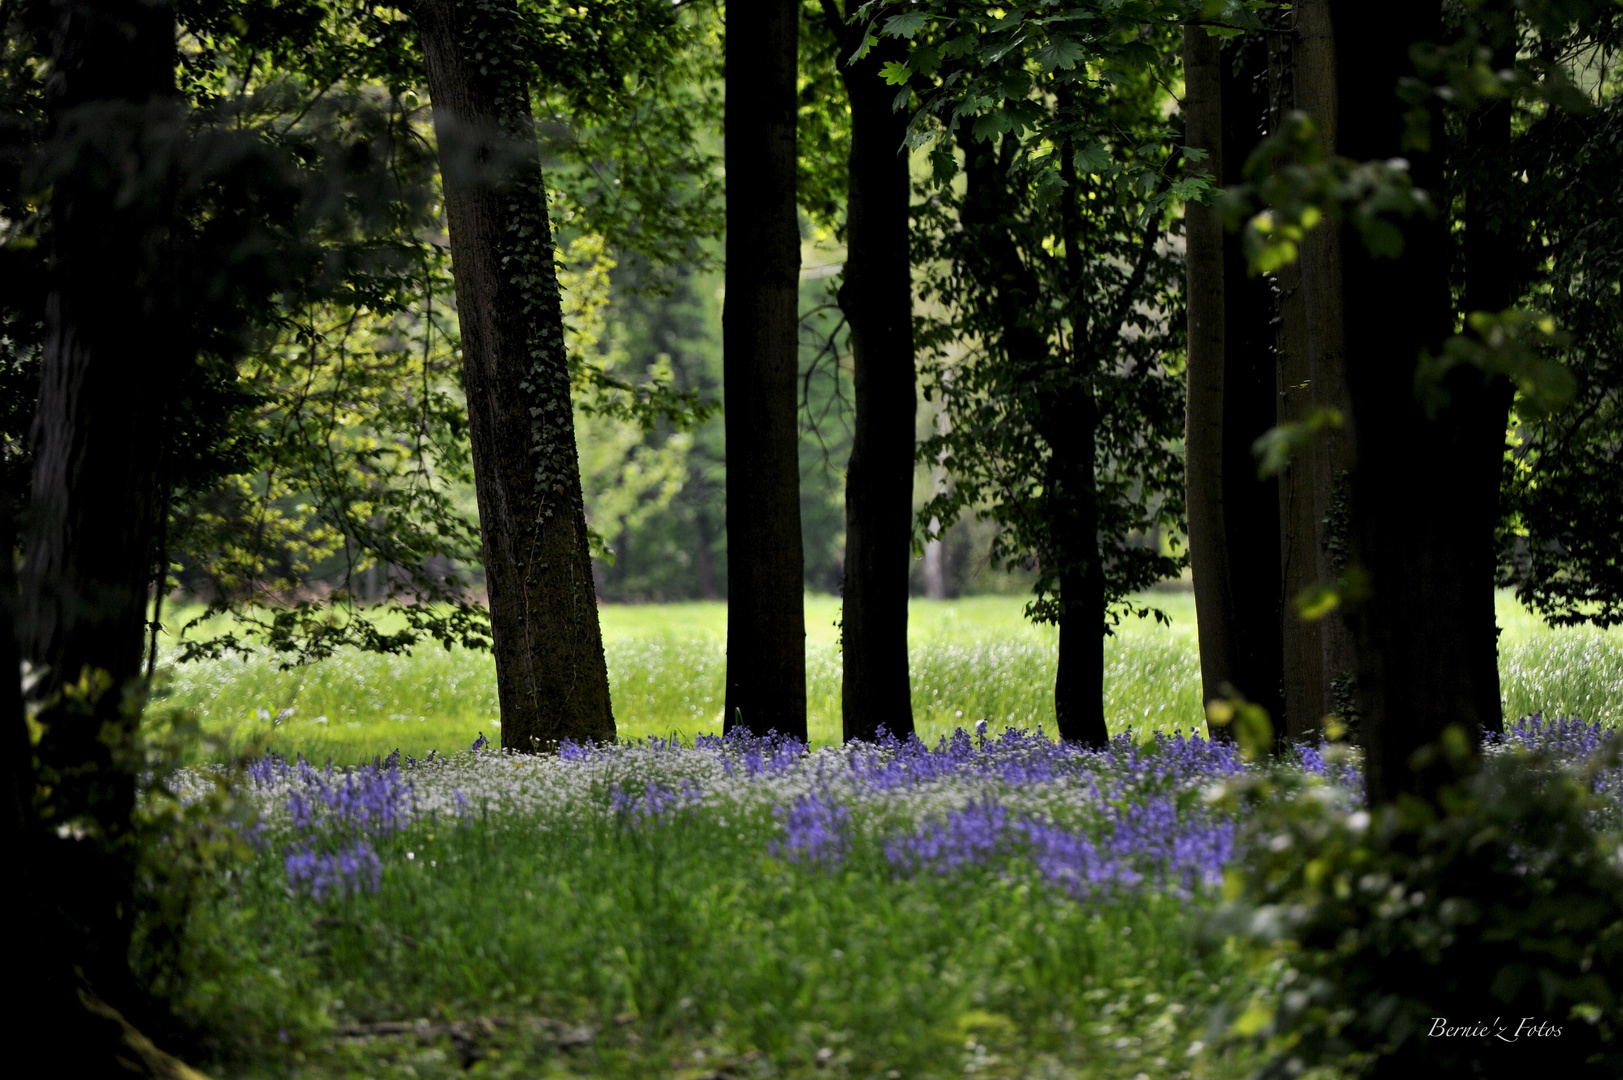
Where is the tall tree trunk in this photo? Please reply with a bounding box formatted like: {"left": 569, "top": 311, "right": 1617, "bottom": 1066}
{"left": 1267, "top": 17, "right": 1326, "bottom": 740}
{"left": 1292, "top": 0, "right": 1360, "bottom": 727}
{"left": 1053, "top": 139, "right": 1109, "bottom": 749}
{"left": 414, "top": 0, "right": 614, "bottom": 750}
{"left": 1333, "top": 0, "right": 1494, "bottom": 803}
{"left": 22, "top": 0, "right": 185, "bottom": 1012}
{"left": 1182, "top": 25, "right": 1283, "bottom": 733}
{"left": 1182, "top": 26, "right": 1238, "bottom": 734}
{"left": 1219, "top": 36, "right": 1286, "bottom": 727}
{"left": 826, "top": 4, "right": 917, "bottom": 743}
{"left": 1459, "top": 25, "right": 1519, "bottom": 737}
{"left": 723, "top": 0, "right": 807, "bottom": 739}
{"left": 18, "top": 6, "right": 212, "bottom": 1070}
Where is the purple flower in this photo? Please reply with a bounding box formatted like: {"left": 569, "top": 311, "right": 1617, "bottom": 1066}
{"left": 285, "top": 840, "right": 383, "bottom": 900}
{"left": 772, "top": 792, "right": 850, "bottom": 866}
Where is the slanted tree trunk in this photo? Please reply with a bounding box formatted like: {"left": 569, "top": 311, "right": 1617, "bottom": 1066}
{"left": 823, "top": 2, "right": 917, "bottom": 743}
{"left": 1333, "top": 0, "right": 1495, "bottom": 803}
{"left": 723, "top": 0, "right": 807, "bottom": 739}
{"left": 414, "top": 0, "right": 614, "bottom": 750}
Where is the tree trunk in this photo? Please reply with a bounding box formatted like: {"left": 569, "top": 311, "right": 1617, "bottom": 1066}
{"left": 8, "top": 495, "right": 207, "bottom": 1079}
{"left": 1050, "top": 392, "right": 1109, "bottom": 748}
{"left": 1268, "top": 17, "right": 1326, "bottom": 740}
{"left": 1219, "top": 36, "right": 1286, "bottom": 727}
{"left": 414, "top": 0, "right": 614, "bottom": 750}
{"left": 829, "top": 6, "right": 917, "bottom": 743}
{"left": 22, "top": 0, "right": 186, "bottom": 1012}
{"left": 17, "top": 7, "right": 213, "bottom": 1069}
{"left": 1459, "top": 29, "right": 1519, "bottom": 737}
{"left": 1053, "top": 139, "right": 1110, "bottom": 750}
{"left": 1333, "top": 0, "right": 1494, "bottom": 803}
{"left": 1181, "top": 25, "right": 1238, "bottom": 735}
{"left": 1292, "top": 0, "right": 1360, "bottom": 727}
{"left": 1183, "top": 26, "right": 1284, "bottom": 732}
{"left": 723, "top": 0, "right": 807, "bottom": 739}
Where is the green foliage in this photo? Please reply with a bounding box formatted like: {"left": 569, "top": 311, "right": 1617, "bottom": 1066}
{"left": 1490, "top": 12, "right": 1623, "bottom": 629}
{"left": 1213, "top": 746, "right": 1623, "bottom": 1078}
{"left": 876, "top": 2, "right": 1190, "bottom": 632}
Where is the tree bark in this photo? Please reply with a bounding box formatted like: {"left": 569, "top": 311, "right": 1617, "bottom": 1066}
{"left": 21, "top": 0, "right": 186, "bottom": 1012}
{"left": 1332, "top": 0, "right": 1495, "bottom": 803}
{"left": 1268, "top": 15, "right": 1326, "bottom": 740}
{"left": 1292, "top": 0, "right": 1360, "bottom": 727}
{"left": 1182, "top": 25, "right": 1238, "bottom": 735}
{"left": 17, "top": 7, "right": 213, "bottom": 1070}
{"left": 1459, "top": 27, "right": 1519, "bottom": 737}
{"left": 414, "top": 0, "right": 614, "bottom": 750}
{"left": 825, "top": 4, "right": 917, "bottom": 743}
{"left": 1218, "top": 36, "right": 1286, "bottom": 728}
{"left": 723, "top": 0, "right": 807, "bottom": 739}
{"left": 1183, "top": 26, "right": 1284, "bottom": 733}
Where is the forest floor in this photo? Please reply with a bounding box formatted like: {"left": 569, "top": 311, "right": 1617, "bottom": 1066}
{"left": 156, "top": 591, "right": 1622, "bottom": 763}
{"left": 142, "top": 594, "right": 1622, "bottom": 1079}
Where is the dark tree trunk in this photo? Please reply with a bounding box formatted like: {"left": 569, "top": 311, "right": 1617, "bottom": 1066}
{"left": 17, "top": 6, "right": 212, "bottom": 1071}
{"left": 1459, "top": 29, "right": 1519, "bottom": 737}
{"left": 825, "top": 4, "right": 917, "bottom": 743}
{"left": 1292, "top": 0, "right": 1360, "bottom": 726}
{"left": 1182, "top": 25, "right": 1239, "bottom": 734}
{"left": 723, "top": 0, "right": 807, "bottom": 739}
{"left": 1218, "top": 37, "right": 1286, "bottom": 727}
{"left": 22, "top": 0, "right": 184, "bottom": 1011}
{"left": 1183, "top": 26, "right": 1283, "bottom": 733}
{"left": 1049, "top": 393, "right": 1109, "bottom": 748}
{"left": 8, "top": 494, "right": 206, "bottom": 1078}
{"left": 414, "top": 0, "right": 614, "bottom": 750}
{"left": 1267, "top": 17, "right": 1326, "bottom": 740}
{"left": 1333, "top": 0, "right": 1495, "bottom": 803}
{"left": 1052, "top": 142, "right": 1110, "bottom": 749}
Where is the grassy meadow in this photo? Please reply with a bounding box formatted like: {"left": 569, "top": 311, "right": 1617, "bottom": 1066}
{"left": 144, "top": 593, "right": 1623, "bottom": 1079}
{"left": 155, "top": 591, "right": 1623, "bottom": 763}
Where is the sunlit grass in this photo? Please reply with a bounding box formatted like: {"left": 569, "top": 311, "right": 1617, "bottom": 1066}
{"left": 154, "top": 591, "right": 1619, "bottom": 764}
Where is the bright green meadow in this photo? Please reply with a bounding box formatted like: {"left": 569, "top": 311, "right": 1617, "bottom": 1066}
{"left": 157, "top": 591, "right": 1623, "bottom": 763}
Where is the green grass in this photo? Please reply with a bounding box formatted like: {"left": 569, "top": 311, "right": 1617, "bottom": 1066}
{"left": 155, "top": 591, "right": 1621, "bottom": 764}
{"left": 164, "top": 741, "right": 1266, "bottom": 1080}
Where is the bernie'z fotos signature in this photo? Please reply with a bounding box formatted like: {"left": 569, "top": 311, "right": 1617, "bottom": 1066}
{"left": 1428, "top": 1017, "right": 1564, "bottom": 1043}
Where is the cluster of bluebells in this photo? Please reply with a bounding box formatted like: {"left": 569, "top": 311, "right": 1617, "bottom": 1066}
{"left": 245, "top": 749, "right": 436, "bottom": 900}
{"left": 1487, "top": 713, "right": 1623, "bottom": 827}
{"left": 221, "top": 712, "right": 1620, "bottom": 906}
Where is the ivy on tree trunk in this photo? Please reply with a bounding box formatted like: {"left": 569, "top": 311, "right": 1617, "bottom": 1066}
{"left": 414, "top": 0, "right": 615, "bottom": 750}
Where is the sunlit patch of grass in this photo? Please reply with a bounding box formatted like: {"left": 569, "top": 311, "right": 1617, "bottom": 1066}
{"left": 155, "top": 591, "right": 1619, "bottom": 764}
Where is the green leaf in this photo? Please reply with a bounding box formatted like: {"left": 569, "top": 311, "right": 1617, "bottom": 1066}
{"left": 883, "top": 12, "right": 927, "bottom": 39}
{"left": 879, "top": 60, "right": 912, "bottom": 86}
{"left": 1036, "top": 37, "right": 1084, "bottom": 71}
{"left": 1072, "top": 142, "right": 1112, "bottom": 175}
